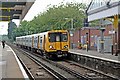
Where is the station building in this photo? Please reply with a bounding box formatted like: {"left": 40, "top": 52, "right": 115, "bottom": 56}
{"left": 71, "top": 0, "right": 120, "bottom": 55}
{"left": 85, "top": 0, "right": 120, "bottom": 55}
{"left": 87, "top": 0, "right": 120, "bottom": 54}
{"left": 71, "top": 24, "right": 113, "bottom": 52}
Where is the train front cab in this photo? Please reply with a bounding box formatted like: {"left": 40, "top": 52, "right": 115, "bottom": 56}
{"left": 45, "top": 30, "right": 70, "bottom": 58}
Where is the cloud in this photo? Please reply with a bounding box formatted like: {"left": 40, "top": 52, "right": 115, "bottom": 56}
{"left": 0, "top": 22, "right": 8, "bottom": 35}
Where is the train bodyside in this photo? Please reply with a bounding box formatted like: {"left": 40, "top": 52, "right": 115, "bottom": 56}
{"left": 16, "top": 36, "right": 25, "bottom": 47}
{"left": 32, "top": 32, "right": 47, "bottom": 52}
{"left": 25, "top": 35, "right": 32, "bottom": 49}
{"left": 16, "top": 35, "right": 32, "bottom": 48}
{"left": 16, "top": 37, "right": 20, "bottom": 46}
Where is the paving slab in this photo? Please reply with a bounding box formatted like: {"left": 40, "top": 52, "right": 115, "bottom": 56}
{"left": 0, "top": 42, "right": 28, "bottom": 79}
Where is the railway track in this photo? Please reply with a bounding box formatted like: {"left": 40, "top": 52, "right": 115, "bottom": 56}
{"left": 32, "top": 53, "right": 90, "bottom": 80}
{"left": 8, "top": 43, "right": 119, "bottom": 80}
{"left": 34, "top": 53, "right": 118, "bottom": 80}
{"left": 69, "top": 52, "right": 120, "bottom": 80}
{"left": 24, "top": 51, "right": 70, "bottom": 80}
{"left": 19, "top": 47, "right": 89, "bottom": 80}
{"left": 16, "top": 55, "right": 35, "bottom": 80}
{"left": 56, "top": 60, "right": 118, "bottom": 80}
{"left": 8, "top": 43, "right": 90, "bottom": 80}
{"left": 20, "top": 48, "right": 118, "bottom": 80}
{"left": 9, "top": 43, "right": 67, "bottom": 80}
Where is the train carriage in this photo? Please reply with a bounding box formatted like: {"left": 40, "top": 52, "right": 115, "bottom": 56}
{"left": 44, "top": 30, "right": 69, "bottom": 58}
{"left": 16, "top": 30, "right": 70, "bottom": 59}
{"left": 25, "top": 35, "right": 32, "bottom": 50}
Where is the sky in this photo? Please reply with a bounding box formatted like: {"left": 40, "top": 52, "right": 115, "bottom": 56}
{"left": 0, "top": 0, "right": 91, "bottom": 35}
{"left": 23, "top": 0, "right": 91, "bottom": 21}
{"left": 0, "top": 22, "right": 8, "bottom": 35}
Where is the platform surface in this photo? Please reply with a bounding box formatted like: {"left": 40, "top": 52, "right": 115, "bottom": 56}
{"left": 69, "top": 49, "right": 120, "bottom": 63}
{"left": 0, "top": 42, "right": 27, "bottom": 79}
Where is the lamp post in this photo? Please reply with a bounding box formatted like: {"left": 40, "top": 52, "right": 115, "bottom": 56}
{"left": 65, "top": 18, "right": 74, "bottom": 49}
{"left": 86, "top": 32, "right": 88, "bottom": 52}
{"left": 71, "top": 18, "right": 74, "bottom": 30}
{"left": 100, "top": 27, "right": 105, "bottom": 54}
{"left": 99, "top": 19, "right": 105, "bottom": 54}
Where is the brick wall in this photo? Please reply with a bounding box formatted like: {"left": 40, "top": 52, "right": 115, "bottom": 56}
{"left": 70, "top": 24, "right": 113, "bottom": 49}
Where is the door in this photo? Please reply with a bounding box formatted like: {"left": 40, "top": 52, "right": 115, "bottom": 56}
{"left": 55, "top": 33, "right": 61, "bottom": 50}
{"left": 32, "top": 36, "right": 34, "bottom": 48}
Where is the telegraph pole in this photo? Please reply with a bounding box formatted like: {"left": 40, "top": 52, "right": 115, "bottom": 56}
{"left": 65, "top": 18, "right": 74, "bottom": 49}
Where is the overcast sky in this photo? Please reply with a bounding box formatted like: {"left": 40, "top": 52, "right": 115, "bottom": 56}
{"left": 0, "top": 0, "right": 91, "bottom": 35}
{"left": 24, "top": 0, "right": 90, "bottom": 21}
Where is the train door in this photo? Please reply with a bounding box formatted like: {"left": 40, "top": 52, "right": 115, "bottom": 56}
{"left": 32, "top": 36, "right": 34, "bottom": 48}
{"left": 55, "top": 33, "right": 62, "bottom": 50}
{"left": 43, "top": 35, "right": 46, "bottom": 50}
{"left": 35, "top": 36, "right": 38, "bottom": 48}
{"left": 37, "top": 36, "right": 40, "bottom": 49}
{"left": 39, "top": 36, "right": 42, "bottom": 49}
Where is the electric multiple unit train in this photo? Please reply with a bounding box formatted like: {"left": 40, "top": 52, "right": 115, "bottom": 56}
{"left": 16, "top": 30, "right": 70, "bottom": 58}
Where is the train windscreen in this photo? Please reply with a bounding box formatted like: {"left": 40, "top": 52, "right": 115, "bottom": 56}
{"left": 48, "top": 32, "right": 68, "bottom": 42}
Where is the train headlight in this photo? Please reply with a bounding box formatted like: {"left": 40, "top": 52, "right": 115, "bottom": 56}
{"left": 49, "top": 45, "right": 53, "bottom": 49}
{"left": 64, "top": 45, "right": 68, "bottom": 48}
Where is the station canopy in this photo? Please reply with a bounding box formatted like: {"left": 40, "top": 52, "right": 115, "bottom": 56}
{"left": 0, "top": 0, "right": 35, "bottom": 21}
{"left": 87, "top": 0, "right": 120, "bottom": 21}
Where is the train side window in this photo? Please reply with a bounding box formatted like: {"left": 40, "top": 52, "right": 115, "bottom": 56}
{"left": 34, "top": 37, "right": 37, "bottom": 43}
{"left": 30, "top": 38, "right": 31, "bottom": 42}
{"left": 29, "top": 38, "right": 30, "bottom": 42}
{"left": 25, "top": 38, "right": 28, "bottom": 42}
{"left": 40, "top": 37, "right": 42, "bottom": 43}
{"left": 36, "top": 37, "right": 37, "bottom": 43}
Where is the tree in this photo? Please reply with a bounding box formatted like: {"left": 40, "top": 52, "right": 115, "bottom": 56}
{"left": 8, "top": 21, "right": 17, "bottom": 40}
{"left": 14, "top": 2, "right": 87, "bottom": 38}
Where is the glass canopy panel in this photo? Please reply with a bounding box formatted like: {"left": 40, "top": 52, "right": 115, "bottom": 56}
{"left": 110, "top": 0, "right": 120, "bottom": 3}
{"left": 88, "top": 0, "right": 120, "bottom": 11}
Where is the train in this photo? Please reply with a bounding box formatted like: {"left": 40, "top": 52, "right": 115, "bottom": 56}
{"left": 16, "top": 30, "right": 70, "bottom": 59}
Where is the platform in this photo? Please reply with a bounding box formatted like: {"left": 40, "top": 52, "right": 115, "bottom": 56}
{"left": 0, "top": 42, "right": 28, "bottom": 79}
{"left": 69, "top": 49, "right": 120, "bottom": 63}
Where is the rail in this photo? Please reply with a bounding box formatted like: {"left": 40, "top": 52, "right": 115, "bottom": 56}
{"left": 69, "top": 52, "right": 120, "bottom": 79}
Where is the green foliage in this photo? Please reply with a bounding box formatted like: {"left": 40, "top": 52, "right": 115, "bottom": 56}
{"left": 13, "top": 2, "right": 87, "bottom": 38}
{"left": 90, "top": 20, "right": 100, "bottom": 27}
